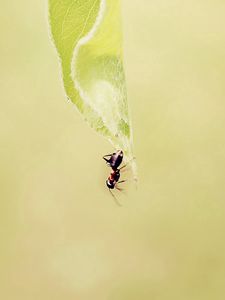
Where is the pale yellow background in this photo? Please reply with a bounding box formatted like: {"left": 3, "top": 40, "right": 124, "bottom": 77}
{"left": 1, "top": 0, "right": 225, "bottom": 299}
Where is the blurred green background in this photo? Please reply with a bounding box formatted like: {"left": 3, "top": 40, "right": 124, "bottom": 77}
{"left": 1, "top": 0, "right": 225, "bottom": 299}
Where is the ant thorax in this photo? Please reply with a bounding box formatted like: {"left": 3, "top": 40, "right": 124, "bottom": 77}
{"left": 109, "top": 169, "right": 120, "bottom": 182}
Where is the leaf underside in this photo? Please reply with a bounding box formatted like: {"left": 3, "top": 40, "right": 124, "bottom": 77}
{"left": 48, "top": 0, "right": 136, "bottom": 174}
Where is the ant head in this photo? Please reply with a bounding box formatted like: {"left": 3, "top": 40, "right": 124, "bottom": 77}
{"left": 106, "top": 180, "right": 114, "bottom": 189}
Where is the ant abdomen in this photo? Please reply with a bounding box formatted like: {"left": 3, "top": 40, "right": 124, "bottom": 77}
{"left": 103, "top": 150, "right": 123, "bottom": 170}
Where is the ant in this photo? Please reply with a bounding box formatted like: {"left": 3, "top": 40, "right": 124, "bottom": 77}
{"left": 103, "top": 150, "right": 127, "bottom": 204}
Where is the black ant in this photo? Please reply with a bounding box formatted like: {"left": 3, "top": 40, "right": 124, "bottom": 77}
{"left": 103, "top": 150, "right": 127, "bottom": 204}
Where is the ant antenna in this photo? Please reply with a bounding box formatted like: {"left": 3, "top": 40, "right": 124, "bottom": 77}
{"left": 115, "top": 186, "right": 123, "bottom": 192}
{"left": 108, "top": 189, "right": 122, "bottom": 207}
{"left": 115, "top": 185, "right": 127, "bottom": 196}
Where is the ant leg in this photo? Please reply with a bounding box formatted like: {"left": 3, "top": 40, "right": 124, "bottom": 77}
{"left": 103, "top": 154, "right": 114, "bottom": 163}
{"left": 117, "top": 180, "right": 126, "bottom": 184}
{"left": 103, "top": 154, "right": 114, "bottom": 159}
{"left": 108, "top": 189, "right": 122, "bottom": 207}
{"left": 119, "top": 157, "right": 136, "bottom": 171}
{"left": 119, "top": 164, "right": 127, "bottom": 170}
{"left": 119, "top": 164, "right": 130, "bottom": 173}
{"left": 103, "top": 157, "right": 109, "bottom": 163}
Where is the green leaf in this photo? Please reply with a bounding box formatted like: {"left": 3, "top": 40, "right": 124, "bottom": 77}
{"left": 48, "top": 0, "right": 136, "bottom": 174}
